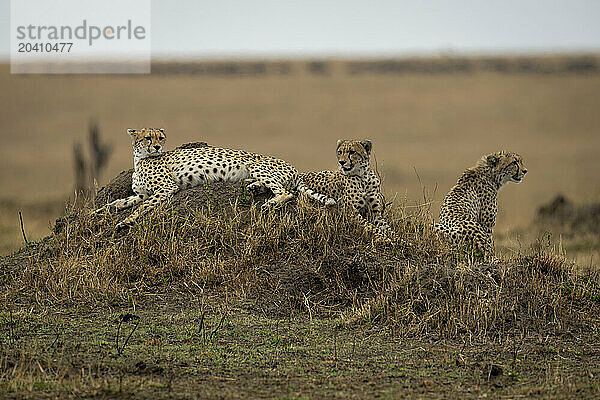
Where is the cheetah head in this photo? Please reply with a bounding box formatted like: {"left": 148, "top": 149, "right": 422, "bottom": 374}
{"left": 483, "top": 151, "right": 528, "bottom": 187}
{"left": 127, "top": 128, "right": 166, "bottom": 158}
{"left": 336, "top": 139, "right": 372, "bottom": 177}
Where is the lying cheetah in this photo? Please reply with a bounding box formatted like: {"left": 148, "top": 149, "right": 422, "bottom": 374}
{"left": 297, "top": 139, "right": 396, "bottom": 242}
{"left": 435, "top": 151, "right": 527, "bottom": 260}
{"left": 94, "top": 128, "right": 297, "bottom": 231}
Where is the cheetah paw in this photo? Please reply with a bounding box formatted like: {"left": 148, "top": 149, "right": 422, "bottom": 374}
{"left": 261, "top": 202, "right": 275, "bottom": 211}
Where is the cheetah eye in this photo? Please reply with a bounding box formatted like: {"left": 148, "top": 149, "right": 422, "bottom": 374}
{"left": 144, "top": 136, "right": 151, "bottom": 141}
{"left": 349, "top": 150, "right": 356, "bottom": 155}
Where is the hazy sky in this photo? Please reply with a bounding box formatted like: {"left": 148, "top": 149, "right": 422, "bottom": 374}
{"left": 2, "top": 0, "right": 600, "bottom": 59}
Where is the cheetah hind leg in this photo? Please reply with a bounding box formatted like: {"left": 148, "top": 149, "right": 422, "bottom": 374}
{"left": 245, "top": 167, "right": 295, "bottom": 210}
{"left": 243, "top": 177, "right": 293, "bottom": 209}
{"left": 343, "top": 210, "right": 392, "bottom": 244}
{"left": 263, "top": 191, "right": 294, "bottom": 209}
{"left": 474, "top": 233, "right": 497, "bottom": 263}
{"left": 450, "top": 222, "right": 495, "bottom": 262}
{"left": 259, "top": 181, "right": 294, "bottom": 210}
{"left": 373, "top": 217, "right": 403, "bottom": 244}
{"left": 244, "top": 179, "right": 269, "bottom": 196}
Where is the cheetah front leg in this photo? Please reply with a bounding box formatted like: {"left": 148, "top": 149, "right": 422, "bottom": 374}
{"left": 472, "top": 230, "right": 495, "bottom": 262}
{"left": 347, "top": 210, "right": 392, "bottom": 244}
{"left": 366, "top": 192, "right": 398, "bottom": 243}
{"left": 297, "top": 180, "right": 337, "bottom": 206}
{"left": 93, "top": 193, "right": 147, "bottom": 215}
{"left": 343, "top": 196, "right": 391, "bottom": 243}
{"left": 115, "top": 185, "right": 178, "bottom": 232}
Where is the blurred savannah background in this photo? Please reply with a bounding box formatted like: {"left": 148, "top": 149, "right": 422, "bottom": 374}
{"left": 0, "top": 0, "right": 599, "bottom": 265}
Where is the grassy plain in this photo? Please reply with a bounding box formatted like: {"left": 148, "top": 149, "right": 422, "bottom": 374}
{"left": 2, "top": 304, "right": 599, "bottom": 399}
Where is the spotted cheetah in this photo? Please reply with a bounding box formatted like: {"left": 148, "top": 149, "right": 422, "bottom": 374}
{"left": 435, "top": 151, "right": 527, "bottom": 260}
{"left": 94, "top": 128, "right": 297, "bottom": 231}
{"left": 297, "top": 139, "right": 396, "bottom": 242}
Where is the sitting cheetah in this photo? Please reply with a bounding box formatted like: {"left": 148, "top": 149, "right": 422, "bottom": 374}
{"left": 94, "top": 128, "right": 297, "bottom": 231}
{"left": 435, "top": 151, "right": 527, "bottom": 260}
{"left": 297, "top": 139, "right": 396, "bottom": 242}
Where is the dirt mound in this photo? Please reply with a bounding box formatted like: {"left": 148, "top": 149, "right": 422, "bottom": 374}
{"left": 536, "top": 194, "right": 600, "bottom": 235}
{"left": 2, "top": 173, "right": 599, "bottom": 340}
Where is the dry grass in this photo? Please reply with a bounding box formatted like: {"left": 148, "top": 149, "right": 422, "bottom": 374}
{"left": 2, "top": 182, "right": 598, "bottom": 340}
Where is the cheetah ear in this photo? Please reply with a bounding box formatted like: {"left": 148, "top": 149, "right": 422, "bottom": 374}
{"left": 486, "top": 154, "right": 499, "bottom": 167}
{"left": 361, "top": 140, "right": 372, "bottom": 155}
{"left": 158, "top": 128, "right": 165, "bottom": 133}
{"left": 127, "top": 129, "right": 137, "bottom": 138}
{"left": 336, "top": 139, "right": 344, "bottom": 149}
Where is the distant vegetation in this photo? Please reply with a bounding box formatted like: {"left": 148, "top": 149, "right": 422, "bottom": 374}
{"left": 151, "top": 55, "right": 600, "bottom": 76}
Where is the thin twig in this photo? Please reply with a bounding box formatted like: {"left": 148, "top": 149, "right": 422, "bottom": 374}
{"left": 209, "top": 314, "right": 226, "bottom": 342}
{"left": 50, "top": 322, "right": 61, "bottom": 350}
{"left": 115, "top": 313, "right": 140, "bottom": 355}
{"left": 198, "top": 311, "right": 206, "bottom": 343}
{"left": 18, "top": 211, "right": 28, "bottom": 245}
{"left": 303, "top": 292, "right": 313, "bottom": 328}
{"left": 120, "top": 321, "right": 139, "bottom": 355}
{"left": 403, "top": 201, "right": 435, "bottom": 208}
{"left": 7, "top": 310, "right": 15, "bottom": 346}
{"left": 333, "top": 330, "right": 338, "bottom": 365}
{"left": 115, "top": 320, "right": 121, "bottom": 353}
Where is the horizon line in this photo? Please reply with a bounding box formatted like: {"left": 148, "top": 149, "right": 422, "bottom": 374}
{"left": 2, "top": 48, "right": 600, "bottom": 63}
